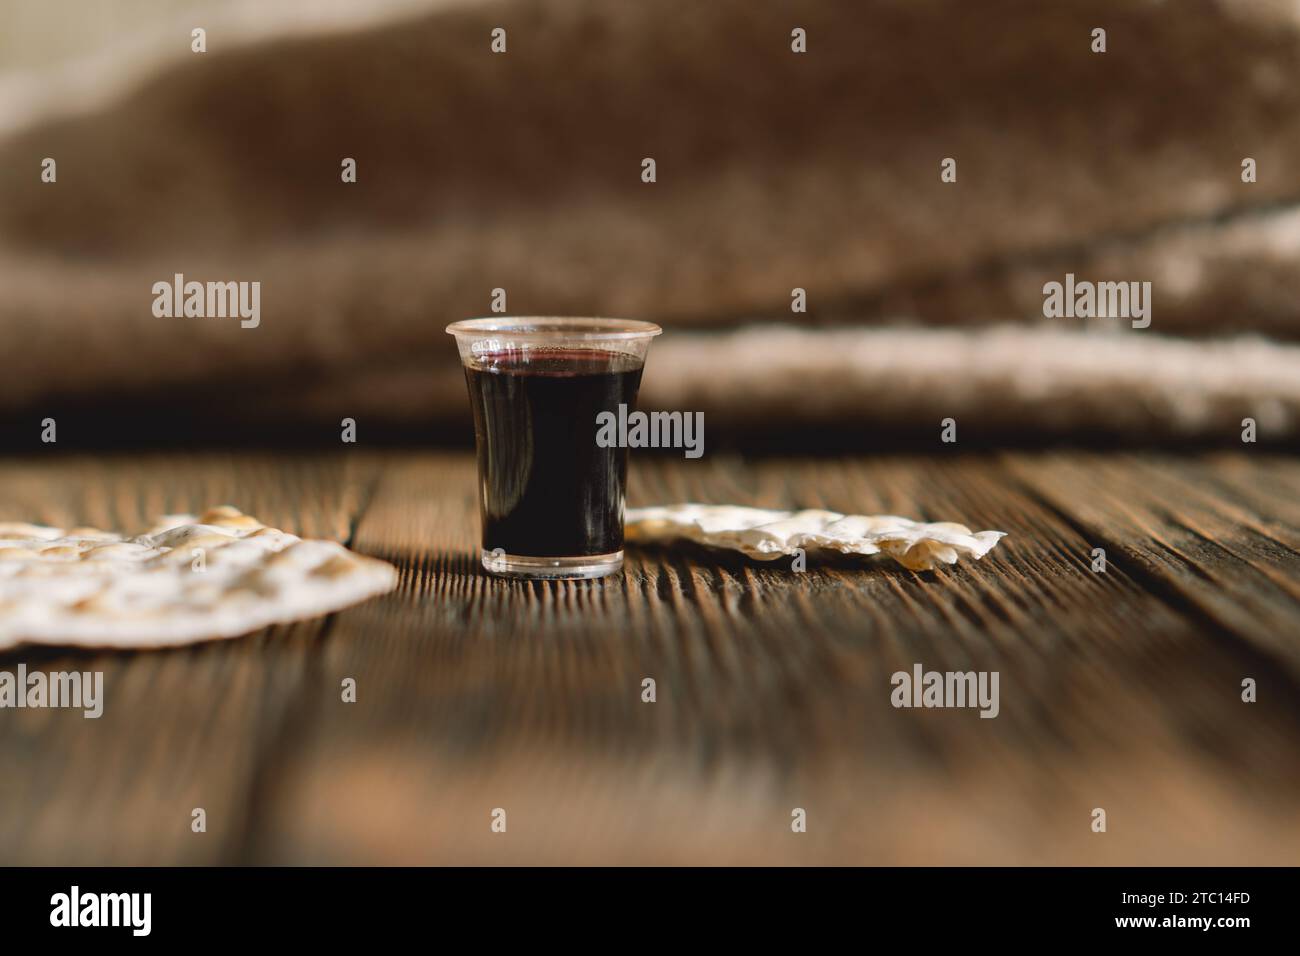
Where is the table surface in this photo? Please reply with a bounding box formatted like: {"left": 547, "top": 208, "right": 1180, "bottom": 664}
{"left": 1, "top": 449, "right": 1298, "bottom": 865}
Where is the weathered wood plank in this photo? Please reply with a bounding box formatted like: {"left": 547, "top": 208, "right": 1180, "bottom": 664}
{"left": 1003, "top": 451, "right": 1300, "bottom": 680}
{"left": 2, "top": 451, "right": 1297, "bottom": 864}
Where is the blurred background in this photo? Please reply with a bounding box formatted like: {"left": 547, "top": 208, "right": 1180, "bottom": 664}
{"left": 1, "top": 0, "right": 1297, "bottom": 451}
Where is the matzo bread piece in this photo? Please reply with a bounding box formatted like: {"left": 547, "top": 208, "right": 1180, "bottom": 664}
{"left": 0, "top": 507, "right": 398, "bottom": 651}
{"left": 626, "top": 504, "right": 1006, "bottom": 572}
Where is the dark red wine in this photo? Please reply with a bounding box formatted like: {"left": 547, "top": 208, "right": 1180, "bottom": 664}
{"left": 464, "top": 349, "right": 645, "bottom": 558}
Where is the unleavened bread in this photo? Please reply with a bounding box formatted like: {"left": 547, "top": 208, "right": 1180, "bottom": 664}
{"left": 625, "top": 504, "right": 1006, "bottom": 571}
{"left": 0, "top": 507, "right": 398, "bottom": 650}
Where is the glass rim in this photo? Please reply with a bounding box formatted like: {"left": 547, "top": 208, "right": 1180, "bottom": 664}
{"left": 445, "top": 316, "right": 662, "bottom": 341}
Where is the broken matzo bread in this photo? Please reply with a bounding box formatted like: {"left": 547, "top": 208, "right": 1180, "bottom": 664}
{"left": 0, "top": 506, "right": 398, "bottom": 650}
{"left": 625, "top": 504, "right": 1006, "bottom": 571}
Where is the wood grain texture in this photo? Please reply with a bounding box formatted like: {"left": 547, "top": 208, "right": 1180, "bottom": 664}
{"left": 0, "top": 451, "right": 1297, "bottom": 865}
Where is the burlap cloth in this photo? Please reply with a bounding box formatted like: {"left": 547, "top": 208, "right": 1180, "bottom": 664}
{"left": 1, "top": 0, "right": 1297, "bottom": 441}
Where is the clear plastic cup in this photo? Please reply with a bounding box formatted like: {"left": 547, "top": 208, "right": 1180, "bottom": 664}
{"left": 446, "top": 317, "right": 661, "bottom": 579}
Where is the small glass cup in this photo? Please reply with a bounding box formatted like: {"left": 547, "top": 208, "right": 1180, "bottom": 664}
{"left": 446, "top": 317, "right": 661, "bottom": 579}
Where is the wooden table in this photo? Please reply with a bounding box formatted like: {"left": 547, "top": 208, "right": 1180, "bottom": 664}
{"left": 1, "top": 450, "right": 1297, "bottom": 865}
